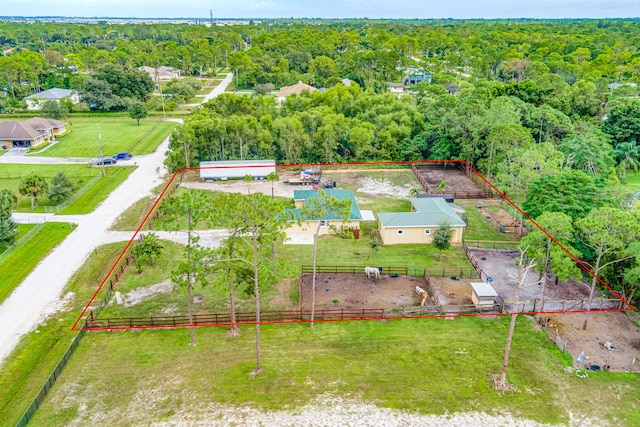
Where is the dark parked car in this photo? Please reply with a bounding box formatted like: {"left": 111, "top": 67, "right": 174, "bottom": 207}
{"left": 113, "top": 152, "right": 133, "bottom": 160}
{"left": 95, "top": 158, "right": 117, "bottom": 166}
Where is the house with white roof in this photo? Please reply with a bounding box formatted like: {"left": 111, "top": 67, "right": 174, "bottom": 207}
{"left": 24, "top": 88, "right": 79, "bottom": 110}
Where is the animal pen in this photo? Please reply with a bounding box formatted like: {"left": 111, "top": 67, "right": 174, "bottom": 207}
{"left": 411, "top": 162, "right": 493, "bottom": 199}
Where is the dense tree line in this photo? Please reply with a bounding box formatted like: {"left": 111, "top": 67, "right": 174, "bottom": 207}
{"left": 3, "top": 18, "right": 640, "bottom": 305}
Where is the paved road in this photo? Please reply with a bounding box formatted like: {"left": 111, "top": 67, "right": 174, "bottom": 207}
{"left": 0, "top": 76, "right": 234, "bottom": 366}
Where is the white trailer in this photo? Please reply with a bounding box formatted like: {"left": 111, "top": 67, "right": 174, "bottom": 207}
{"left": 199, "top": 160, "right": 276, "bottom": 181}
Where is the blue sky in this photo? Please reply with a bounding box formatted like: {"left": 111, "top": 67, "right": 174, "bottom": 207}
{"left": 3, "top": 0, "right": 640, "bottom": 19}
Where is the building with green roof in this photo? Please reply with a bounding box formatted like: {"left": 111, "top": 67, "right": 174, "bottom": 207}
{"left": 377, "top": 197, "right": 466, "bottom": 245}
{"left": 286, "top": 189, "right": 362, "bottom": 238}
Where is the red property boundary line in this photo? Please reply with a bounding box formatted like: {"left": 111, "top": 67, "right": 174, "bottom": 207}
{"left": 72, "top": 159, "right": 634, "bottom": 331}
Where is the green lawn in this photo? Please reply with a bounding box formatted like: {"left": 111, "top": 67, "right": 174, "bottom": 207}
{"left": 24, "top": 317, "right": 640, "bottom": 426}
{"left": 110, "top": 194, "right": 159, "bottom": 230}
{"left": 2, "top": 239, "right": 640, "bottom": 426}
{"left": 0, "top": 222, "right": 74, "bottom": 304}
{"left": 61, "top": 167, "right": 135, "bottom": 214}
{"left": 0, "top": 164, "right": 134, "bottom": 213}
{"left": 457, "top": 199, "right": 522, "bottom": 243}
{"left": 36, "top": 117, "right": 177, "bottom": 158}
{"left": 0, "top": 164, "right": 99, "bottom": 211}
{"left": 0, "top": 241, "right": 129, "bottom": 426}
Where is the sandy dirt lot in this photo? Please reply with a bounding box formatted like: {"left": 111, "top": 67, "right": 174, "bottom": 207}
{"left": 542, "top": 312, "right": 640, "bottom": 373}
{"left": 299, "top": 273, "right": 427, "bottom": 309}
{"left": 467, "top": 249, "right": 597, "bottom": 302}
{"left": 181, "top": 168, "right": 420, "bottom": 201}
{"left": 414, "top": 164, "right": 490, "bottom": 196}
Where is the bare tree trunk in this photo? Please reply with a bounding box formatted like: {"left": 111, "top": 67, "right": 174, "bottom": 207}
{"left": 500, "top": 313, "right": 518, "bottom": 388}
{"left": 253, "top": 232, "right": 263, "bottom": 374}
{"left": 583, "top": 251, "right": 603, "bottom": 330}
{"left": 583, "top": 274, "right": 599, "bottom": 330}
{"left": 227, "top": 234, "right": 240, "bottom": 336}
{"left": 186, "top": 214, "right": 196, "bottom": 346}
{"left": 310, "top": 232, "right": 318, "bottom": 329}
{"left": 228, "top": 280, "right": 239, "bottom": 337}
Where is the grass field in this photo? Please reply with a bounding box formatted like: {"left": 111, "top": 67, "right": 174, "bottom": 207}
{"left": 0, "top": 222, "right": 73, "bottom": 304}
{"left": 0, "top": 164, "right": 134, "bottom": 213}
{"left": 25, "top": 316, "right": 640, "bottom": 426}
{"left": 0, "top": 242, "right": 128, "bottom": 426}
{"left": 36, "top": 117, "right": 177, "bottom": 158}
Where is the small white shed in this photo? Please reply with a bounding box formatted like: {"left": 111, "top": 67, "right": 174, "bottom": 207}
{"left": 470, "top": 282, "right": 499, "bottom": 310}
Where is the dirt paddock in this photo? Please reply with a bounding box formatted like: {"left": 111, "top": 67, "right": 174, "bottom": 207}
{"left": 413, "top": 165, "right": 490, "bottom": 197}
{"left": 542, "top": 312, "right": 640, "bottom": 373}
{"left": 300, "top": 273, "right": 427, "bottom": 309}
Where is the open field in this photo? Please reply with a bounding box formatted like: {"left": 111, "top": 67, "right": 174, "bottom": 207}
{"left": 457, "top": 199, "right": 522, "bottom": 242}
{"left": 0, "top": 222, "right": 74, "bottom": 304}
{"left": 36, "top": 118, "right": 177, "bottom": 158}
{"left": 24, "top": 316, "right": 640, "bottom": 426}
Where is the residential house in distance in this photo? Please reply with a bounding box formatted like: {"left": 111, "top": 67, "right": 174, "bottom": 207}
{"left": 23, "top": 88, "right": 80, "bottom": 110}
{"left": 377, "top": 197, "right": 466, "bottom": 245}
{"left": 275, "top": 81, "right": 317, "bottom": 103}
{"left": 0, "top": 117, "right": 68, "bottom": 150}
{"left": 403, "top": 70, "right": 432, "bottom": 86}
{"left": 139, "top": 66, "right": 183, "bottom": 82}
{"left": 286, "top": 189, "right": 362, "bottom": 238}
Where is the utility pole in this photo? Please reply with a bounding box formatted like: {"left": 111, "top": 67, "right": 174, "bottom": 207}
{"left": 183, "top": 135, "right": 190, "bottom": 169}
{"left": 97, "top": 124, "right": 105, "bottom": 177}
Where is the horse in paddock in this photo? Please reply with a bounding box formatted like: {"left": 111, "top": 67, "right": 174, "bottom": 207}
{"left": 365, "top": 266, "right": 380, "bottom": 280}
{"left": 416, "top": 285, "right": 429, "bottom": 307}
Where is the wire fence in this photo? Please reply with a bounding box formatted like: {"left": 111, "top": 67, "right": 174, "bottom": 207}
{"left": 15, "top": 328, "right": 86, "bottom": 427}
{"left": 128, "top": 120, "right": 164, "bottom": 151}
{"left": 0, "top": 223, "right": 45, "bottom": 264}
{"left": 44, "top": 173, "right": 102, "bottom": 213}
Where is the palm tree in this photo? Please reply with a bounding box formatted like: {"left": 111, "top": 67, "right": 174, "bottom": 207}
{"left": 18, "top": 175, "right": 48, "bottom": 210}
{"left": 243, "top": 174, "right": 254, "bottom": 195}
{"left": 266, "top": 171, "right": 280, "bottom": 198}
{"left": 615, "top": 141, "right": 640, "bottom": 178}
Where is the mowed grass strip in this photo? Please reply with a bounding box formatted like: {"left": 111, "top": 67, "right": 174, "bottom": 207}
{"left": 27, "top": 317, "right": 640, "bottom": 426}
{"left": 0, "top": 222, "right": 74, "bottom": 304}
{"left": 38, "top": 118, "right": 177, "bottom": 158}
{"left": 60, "top": 167, "right": 135, "bottom": 214}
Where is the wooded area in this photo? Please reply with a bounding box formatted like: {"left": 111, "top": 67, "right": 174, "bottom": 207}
{"left": 2, "top": 18, "right": 640, "bottom": 306}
